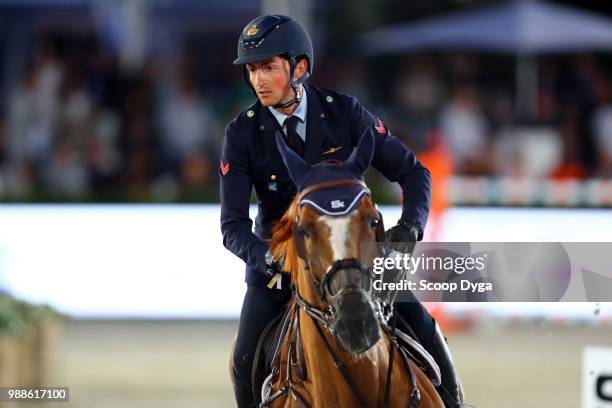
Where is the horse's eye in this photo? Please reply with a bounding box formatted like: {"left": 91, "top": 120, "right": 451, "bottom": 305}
{"left": 369, "top": 218, "right": 380, "bottom": 229}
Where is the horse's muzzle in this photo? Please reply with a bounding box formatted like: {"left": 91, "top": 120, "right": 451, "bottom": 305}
{"left": 332, "top": 291, "right": 380, "bottom": 354}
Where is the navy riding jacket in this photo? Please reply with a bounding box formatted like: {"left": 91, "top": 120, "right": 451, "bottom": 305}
{"left": 220, "top": 84, "right": 431, "bottom": 285}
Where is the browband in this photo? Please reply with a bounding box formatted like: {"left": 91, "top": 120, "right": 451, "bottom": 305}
{"left": 298, "top": 179, "right": 369, "bottom": 203}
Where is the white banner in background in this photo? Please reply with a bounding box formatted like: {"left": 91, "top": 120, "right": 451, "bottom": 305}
{"left": 0, "top": 205, "right": 610, "bottom": 318}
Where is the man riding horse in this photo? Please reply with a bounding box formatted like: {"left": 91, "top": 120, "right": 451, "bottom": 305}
{"left": 220, "top": 14, "right": 463, "bottom": 407}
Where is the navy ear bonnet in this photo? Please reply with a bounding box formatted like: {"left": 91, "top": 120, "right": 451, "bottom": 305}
{"left": 297, "top": 163, "right": 370, "bottom": 216}
{"left": 275, "top": 128, "right": 376, "bottom": 216}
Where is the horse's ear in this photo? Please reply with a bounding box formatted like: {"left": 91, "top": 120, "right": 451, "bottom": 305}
{"left": 346, "top": 127, "right": 375, "bottom": 175}
{"left": 275, "top": 131, "right": 311, "bottom": 188}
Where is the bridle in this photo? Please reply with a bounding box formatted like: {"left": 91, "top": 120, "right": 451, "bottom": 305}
{"left": 260, "top": 178, "right": 422, "bottom": 408}
{"left": 262, "top": 177, "right": 421, "bottom": 408}
{"left": 290, "top": 178, "right": 386, "bottom": 327}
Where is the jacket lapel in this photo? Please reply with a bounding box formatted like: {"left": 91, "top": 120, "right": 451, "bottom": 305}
{"left": 304, "top": 85, "right": 331, "bottom": 164}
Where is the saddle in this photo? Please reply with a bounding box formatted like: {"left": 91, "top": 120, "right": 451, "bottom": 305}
{"left": 384, "top": 320, "right": 442, "bottom": 388}
{"left": 251, "top": 302, "right": 298, "bottom": 406}
{"left": 251, "top": 303, "right": 442, "bottom": 407}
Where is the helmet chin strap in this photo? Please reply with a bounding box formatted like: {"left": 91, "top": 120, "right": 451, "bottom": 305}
{"left": 272, "top": 56, "right": 310, "bottom": 109}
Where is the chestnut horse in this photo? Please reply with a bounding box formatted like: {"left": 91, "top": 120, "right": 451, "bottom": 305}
{"left": 231, "top": 129, "right": 444, "bottom": 408}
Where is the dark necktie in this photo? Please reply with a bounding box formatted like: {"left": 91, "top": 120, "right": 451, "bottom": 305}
{"left": 283, "top": 116, "right": 305, "bottom": 157}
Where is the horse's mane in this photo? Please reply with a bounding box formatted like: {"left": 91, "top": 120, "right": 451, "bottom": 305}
{"left": 269, "top": 194, "right": 301, "bottom": 275}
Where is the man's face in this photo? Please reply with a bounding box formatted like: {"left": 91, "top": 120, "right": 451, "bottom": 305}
{"left": 246, "top": 56, "right": 306, "bottom": 107}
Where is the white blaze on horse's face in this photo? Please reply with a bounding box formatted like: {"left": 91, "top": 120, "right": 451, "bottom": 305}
{"left": 320, "top": 213, "right": 357, "bottom": 261}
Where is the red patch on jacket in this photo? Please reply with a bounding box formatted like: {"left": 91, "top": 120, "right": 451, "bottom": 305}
{"left": 374, "top": 117, "right": 387, "bottom": 134}
{"left": 220, "top": 159, "right": 230, "bottom": 175}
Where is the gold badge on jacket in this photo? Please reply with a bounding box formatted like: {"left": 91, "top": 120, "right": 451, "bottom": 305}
{"left": 323, "top": 146, "right": 342, "bottom": 155}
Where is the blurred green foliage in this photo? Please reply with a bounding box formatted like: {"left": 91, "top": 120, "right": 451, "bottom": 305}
{"left": 0, "top": 295, "right": 61, "bottom": 339}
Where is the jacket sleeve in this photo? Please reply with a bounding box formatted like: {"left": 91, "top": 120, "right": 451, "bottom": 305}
{"left": 219, "top": 124, "right": 268, "bottom": 273}
{"left": 348, "top": 96, "right": 431, "bottom": 229}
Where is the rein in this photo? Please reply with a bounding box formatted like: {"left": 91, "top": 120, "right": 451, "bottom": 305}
{"left": 261, "top": 290, "right": 421, "bottom": 408}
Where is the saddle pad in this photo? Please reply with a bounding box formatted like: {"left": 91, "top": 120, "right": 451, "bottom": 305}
{"left": 384, "top": 324, "right": 442, "bottom": 387}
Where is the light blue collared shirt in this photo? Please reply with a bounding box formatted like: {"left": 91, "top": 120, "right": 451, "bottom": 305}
{"left": 268, "top": 87, "right": 307, "bottom": 142}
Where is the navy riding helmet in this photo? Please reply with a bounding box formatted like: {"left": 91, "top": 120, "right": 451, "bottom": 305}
{"left": 234, "top": 15, "right": 313, "bottom": 107}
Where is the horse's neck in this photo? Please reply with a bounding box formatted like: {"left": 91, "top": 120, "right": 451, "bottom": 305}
{"left": 297, "top": 306, "right": 390, "bottom": 406}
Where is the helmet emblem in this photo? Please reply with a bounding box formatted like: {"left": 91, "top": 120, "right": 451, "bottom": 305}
{"left": 246, "top": 24, "right": 259, "bottom": 36}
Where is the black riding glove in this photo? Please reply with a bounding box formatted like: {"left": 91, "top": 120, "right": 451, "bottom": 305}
{"left": 384, "top": 218, "right": 423, "bottom": 254}
{"left": 373, "top": 219, "right": 422, "bottom": 311}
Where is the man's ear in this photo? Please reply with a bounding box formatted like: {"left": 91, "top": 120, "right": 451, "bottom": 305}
{"left": 294, "top": 58, "right": 308, "bottom": 79}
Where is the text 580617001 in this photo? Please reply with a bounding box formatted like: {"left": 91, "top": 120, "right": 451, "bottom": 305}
{"left": 0, "top": 387, "right": 69, "bottom": 402}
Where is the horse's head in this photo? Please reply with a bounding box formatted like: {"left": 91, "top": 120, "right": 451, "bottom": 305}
{"left": 270, "top": 129, "right": 384, "bottom": 355}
